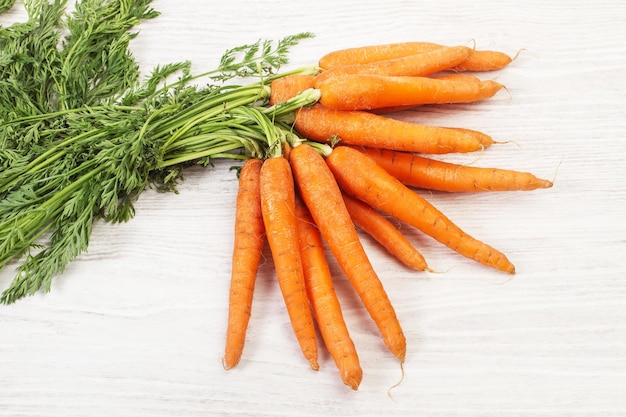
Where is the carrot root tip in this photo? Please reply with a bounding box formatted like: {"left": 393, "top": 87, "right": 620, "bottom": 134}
{"left": 493, "top": 139, "right": 522, "bottom": 148}
{"left": 222, "top": 356, "right": 238, "bottom": 371}
{"left": 343, "top": 371, "right": 363, "bottom": 390}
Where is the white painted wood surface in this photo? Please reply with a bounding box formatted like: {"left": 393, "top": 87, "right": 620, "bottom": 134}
{"left": 1, "top": 1, "right": 625, "bottom": 416}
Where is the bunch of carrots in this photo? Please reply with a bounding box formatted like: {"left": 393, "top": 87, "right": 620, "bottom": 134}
{"left": 222, "top": 41, "right": 553, "bottom": 389}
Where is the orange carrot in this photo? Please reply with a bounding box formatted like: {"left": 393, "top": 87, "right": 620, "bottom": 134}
{"left": 313, "top": 45, "right": 472, "bottom": 87}
{"left": 319, "top": 41, "right": 512, "bottom": 72}
{"left": 294, "top": 104, "right": 493, "bottom": 154}
{"left": 319, "top": 42, "right": 444, "bottom": 69}
{"left": 356, "top": 147, "right": 554, "bottom": 192}
{"left": 289, "top": 143, "right": 406, "bottom": 362}
{"left": 368, "top": 74, "right": 484, "bottom": 114}
{"left": 259, "top": 156, "right": 319, "bottom": 370}
{"left": 342, "top": 192, "right": 430, "bottom": 271}
{"left": 318, "top": 74, "right": 505, "bottom": 111}
{"left": 294, "top": 195, "right": 363, "bottom": 389}
{"left": 269, "top": 74, "right": 316, "bottom": 105}
{"left": 326, "top": 146, "right": 516, "bottom": 274}
{"left": 223, "top": 158, "right": 265, "bottom": 370}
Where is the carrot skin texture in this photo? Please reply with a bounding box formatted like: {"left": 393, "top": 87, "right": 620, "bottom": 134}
{"left": 433, "top": 73, "right": 482, "bottom": 83}
{"left": 318, "top": 74, "right": 504, "bottom": 111}
{"left": 269, "top": 74, "right": 316, "bottom": 105}
{"left": 313, "top": 45, "right": 472, "bottom": 87}
{"left": 289, "top": 144, "right": 406, "bottom": 362}
{"left": 294, "top": 104, "right": 491, "bottom": 154}
{"left": 326, "top": 146, "right": 516, "bottom": 274}
{"left": 260, "top": 157, "right": 319, "bottom": 370}
{"left": 342, "top": 193, "right": 429, "bottom": 271}
{"left": 294, "top": 195, "right": 363, "bottom": 390}
{"left": 319, "top": 41, "right": 512, "bottom": 72}
{"left": 223, "top": 159, "right": 265, "bottom": 370}
{"left": 357, "top": 147, "right": 554, "bottom": 192}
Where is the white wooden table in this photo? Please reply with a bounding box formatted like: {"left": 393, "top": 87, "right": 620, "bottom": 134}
{"left": 1, "top": 1, "right": 625, "bottom": 416}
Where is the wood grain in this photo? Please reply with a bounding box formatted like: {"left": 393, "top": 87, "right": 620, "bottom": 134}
{"left": 1, "top": 1, "right": 625, "bottom": 416}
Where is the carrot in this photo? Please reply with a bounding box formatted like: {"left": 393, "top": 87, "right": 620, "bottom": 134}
{"left": 342, "top": 192, "right": 430, "bottom": 271}
{"left": 289, "top": 143, "right": 406, "bottom": 362}
{"left": 294, "top": 104, "right": 493, "bottom": 154}
{"left": 368, "top": 74, "right": 484, "bottom": 114}
{"left": 319, "top": 42, "right": 444, "bottom": 69}
{"left": 223, "top": 158, "right": 265, "bottom": 370}
{"left": 294, "top": 195, "right": 363, "bottom": 389}
{"left": 313, "top": 45, "right": 473, "bottom": 88}
{"left": 259, "top": 156, "right": 319, "bottom": 370}
{"left": 319, "top": 41, "right": 512, "bottom": 73}
{"left": 269, "top": 74, "right": 316, "bottom": 105}
{"left": 318, "top": 74, "right": 505, "bottom": 111}
{"left": 326, "top": 146, "right": 516, "bottom": 274}
{"left": 356, "top": 146, "right": 554, "bottom": 192}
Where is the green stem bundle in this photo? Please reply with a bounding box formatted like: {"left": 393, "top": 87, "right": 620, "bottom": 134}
{"left": 0, "top": 0, "right": 318, "bottom": 303}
